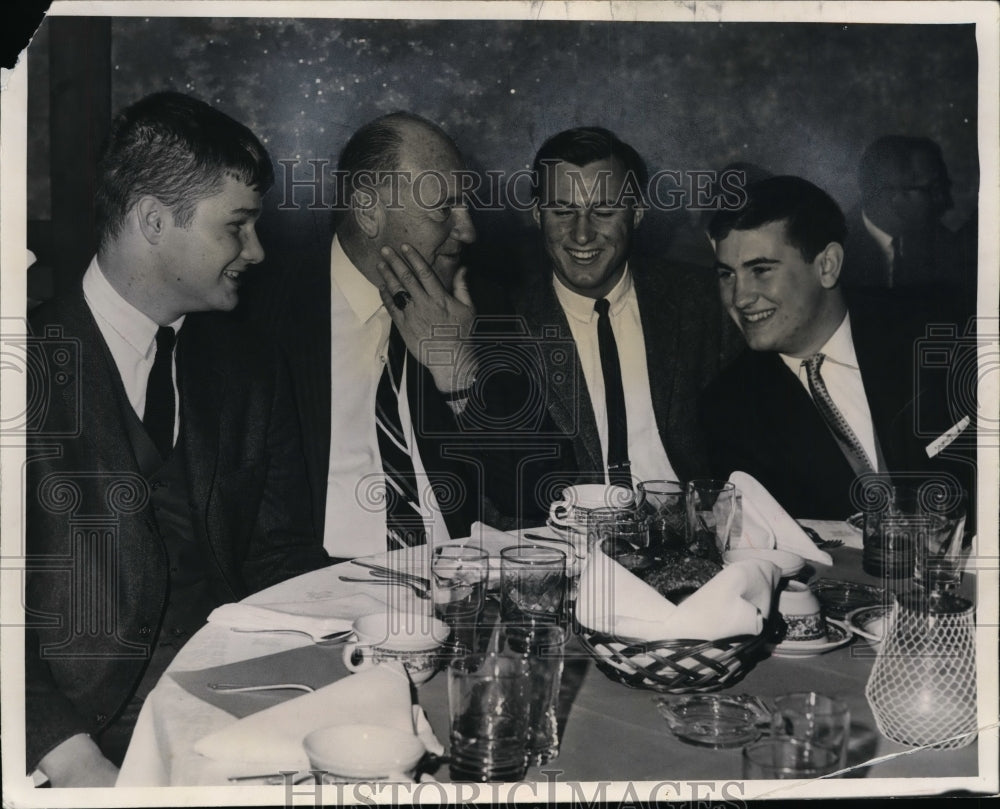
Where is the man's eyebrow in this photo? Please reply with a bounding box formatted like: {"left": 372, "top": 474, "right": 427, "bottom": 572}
{"left": 742, "top": 257, "right": 779, "bottom": 268}
{"left": 228, "top": 206, "right": 261, "bottom": 217}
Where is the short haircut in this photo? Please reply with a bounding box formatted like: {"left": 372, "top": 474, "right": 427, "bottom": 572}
{"left": 337, "top": 111, "right": 457, "bottom": 207}
{"left": 531, "top": 126, "right": 648, "bottom": 200}
{"left": 95, "top": 91, "right": 273, "bottom": 251}
{"left": 707, "top": 175, "right": 846, "bottom": 263}
{"left": 858, "top": 135, "right": 948, "bottom": 204}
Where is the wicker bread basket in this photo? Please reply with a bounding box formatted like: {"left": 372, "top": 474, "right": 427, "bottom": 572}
{"left": 578, "top": 628, "right": 765, "bottom": 693}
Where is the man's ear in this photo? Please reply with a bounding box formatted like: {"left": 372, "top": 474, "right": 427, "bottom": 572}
{"left": 816, "top": 241, "right": 844, "bottom": 289}
{"left": 136, "top": 196, "right": 168, "bottom": 244}
{"left": 531, "top": 200, "right": 541, "bottom": 229}
{"left": 351, "top": 190, "right": 382, "bottom": 239}
{"left": 632, "top": 205, "right": 645, "bottom": 230}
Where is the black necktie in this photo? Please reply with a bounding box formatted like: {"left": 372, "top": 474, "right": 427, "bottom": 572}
{"left": 890, "top": 235, "right": 904, "bottom": 287}
{"left": 375, "top": 327, "right": 427, "bottom": 549}
{"left": 594, "top": 298, "right": 631, "bottom": 488}
{"left": 803, "top": 353, "right": 876, "bottom": 477}
{"left": 143, "top": 326, "right": 176, "bottom": 458}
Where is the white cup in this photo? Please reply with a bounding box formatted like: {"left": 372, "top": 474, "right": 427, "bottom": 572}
{"left": 303, "top": 724, "right": 426, "bottom": 782}
{"left": 777, "top": 582, "right": 826, "bottom": 643}
{"left": 548, "top": 484, "right": 634, "bottom": 531}
{"left": 342, "top": 612, "right": 448, "bottom": 685}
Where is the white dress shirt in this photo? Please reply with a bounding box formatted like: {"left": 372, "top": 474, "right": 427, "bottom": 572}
{"left": 82, "top": 258, "right": 183, "bottom": 445}
{"left": 553, "top": 268, "right": 678, "bottom": 486}
{"left": 780, "top": 312, "right": 880, "bottom": 472}
{"left": 862, "top": 211, "right": 897, "bottom": 284}
{"left": 323, "top": 237, "right": 450, "bottom": 557}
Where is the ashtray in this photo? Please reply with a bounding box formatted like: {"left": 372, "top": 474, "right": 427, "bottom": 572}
{"left": 654, "top": 694, "right": 769, "bottom": 749}
{"left": 811, "top": 579, "right": 887, "bottom": 620}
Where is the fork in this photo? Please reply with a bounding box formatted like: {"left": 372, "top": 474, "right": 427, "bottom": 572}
{"left": 338, "top": 575, "right": 431, "bottom": 599}
{"left": 208, "top": 682, "right": 315, "bottom": 693}
{"left": 350, "top": 560, "right": 431, "bottom": 588}
{"left": 798, "top": 523, "right": 844, "bottom": 549}
{"left": 522, "top": 533, "right": 586, "bottom": 558}
{"left": 229, "top": 627, "right": 351, "bottom": 641}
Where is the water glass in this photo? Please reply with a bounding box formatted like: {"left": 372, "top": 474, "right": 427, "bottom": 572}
{"left": 431, "top": 545, "right": 490, "bottom": 654}
{"left": 742, "top": 737, "right": 840, "bottom": 779}
{"left": 585, "top": 506, "right": 652, "bottom": 573}
{"left": 913, "top": 488, "right": 967, "bottom": 593}
{"left": 448, "top": 652, "right": 530, "bottom": 782}
{"left": 862, "top": 483, "right": 922, "bottom": 578}
{"left": 636, "top": 479, "right": 686, "bottom": 553}
{"left": 504, "top": 624, "right": 565, "bottom": 765}
{"left": 499, "top": 545, "right": 566, "bottom": 625}
{"left": 685, "top": 479, "right": 738, "bottom": 556}
{"left": 771, "top": 692, "right": 850, "bottom": 769}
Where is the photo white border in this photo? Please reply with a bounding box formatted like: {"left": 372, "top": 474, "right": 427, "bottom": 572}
{"left": 2, "top": 1, "right": 997, "bottom": 805}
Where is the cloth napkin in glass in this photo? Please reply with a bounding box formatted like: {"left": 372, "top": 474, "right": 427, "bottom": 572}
{"left": 576, "top": 552, "right": 780, "bottom": 642}
{"left": 194, "top": 662, "right": 442, "bottom": 769}
{"left": 206, "top": 593, "right": 386, "bottom": 641}
{"left": 729, "top": 471, "right": 833, "bottom": 566}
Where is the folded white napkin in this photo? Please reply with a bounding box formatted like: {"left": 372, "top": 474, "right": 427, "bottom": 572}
{"left": 576, "top": 551, "right": 779, "bottom": 642}
{"left": 207, "top": 593, "right": 386, "bottom": 641}
{"left": 729, "top": 471, "right": 833, "bottom": 566}
{"left": 194, "top": 662, "right": 443, "bottom": 768}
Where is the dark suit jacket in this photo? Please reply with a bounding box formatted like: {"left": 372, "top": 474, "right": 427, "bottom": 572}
{"left": 25, "top": 291, "right": 330, "bottom": 771}
{"left": 504, "top": 255, "right": 742, "bottom": 513}
{"left": 842, "top": 207, "right": 975, "bottom": 318}
{"left": 242, "top": 225, "right": 492, "bottom": 544}
{"left": 700, "top": 295, "right": 977, "bottom": 519}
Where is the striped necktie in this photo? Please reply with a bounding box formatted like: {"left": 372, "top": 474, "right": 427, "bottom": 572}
{"left": 803, "top": 353, "right": 876, "bottom": 477}
{"left": 375, "top": 326, "right": 427, "bottom": 549}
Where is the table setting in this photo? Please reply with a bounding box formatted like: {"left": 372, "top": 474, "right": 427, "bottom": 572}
{"left": 116, "top": 473, "right": 981, "bottom": 793}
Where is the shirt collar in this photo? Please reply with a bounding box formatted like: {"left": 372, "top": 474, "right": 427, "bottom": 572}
{"left": 780, "top": 311, "right": 859, "bottom": 376}
{"left": 330, "top": 235, "right": 385, "bottom": 325}
{"left": 862, "top": 211, "right": 895, "bottom": 255}
{"left": 82, "top": 257, "right": 183, "bottom": 358}
{"left": 552, "top": 264, "right": 632, "bottom": 324}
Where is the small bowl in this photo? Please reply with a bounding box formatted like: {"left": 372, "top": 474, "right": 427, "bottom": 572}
{"left": 845, "top": 604, "right": 893, "bottom": 653}
{"left": 655, "top": 695, "right": 767, "bottom": 748}
{"left": 303, "top": 724, "right": 425, "bottom": 781}
{"left": 812, "top": 579, "right": 886, "bottom": 620}
{"left": 723, "top": 548, "right": 805, "bottom": 578}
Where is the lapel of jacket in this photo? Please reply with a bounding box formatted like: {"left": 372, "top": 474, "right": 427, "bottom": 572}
{"left": 631, "top": 258, "right": 680, "bottom": 451}
{"left": 281, "top": 230, "right": 333, "bottom": 527}
{"left": 58, "top": 293, "right": 142, "bottom": 475}
{"left": 176, "top": 315, "right": 224, "bottom": 514}
{"left": 846, "top": 299, "right": 911, "bottom": 469}
{"left": 519, "top": 273, "right": 603, "bottom": 473}
{"left": 754, "top": 350, "right": 857, "bottom": 481}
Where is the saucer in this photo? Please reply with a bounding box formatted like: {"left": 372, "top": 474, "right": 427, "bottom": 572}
{"left": 770, "top": 619, "right": 852, "bottom": 658}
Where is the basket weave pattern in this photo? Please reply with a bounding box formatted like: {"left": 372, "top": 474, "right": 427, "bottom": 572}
{"left": 578, "top": 630, "right": 765, "bottom": 693}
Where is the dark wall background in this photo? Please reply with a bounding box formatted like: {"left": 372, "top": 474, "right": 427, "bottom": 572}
{"left": 27, "top": 16, "right": 979, "bottom": 294}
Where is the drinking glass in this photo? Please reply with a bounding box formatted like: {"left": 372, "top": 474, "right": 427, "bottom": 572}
{"left": 503, "top": 624, "right": 565, "bottom": 765}
{"left": 585, "top": 506, "right": 652, "bottom": 572}
{"left": 431, "top": 545, "right": 489, "bottom": 654}
{"left": 685, "top": 479, "right": 738, "bottom": 556}
{"left": 499, "top": 546, "right": 566, "bottom": 625}
{"left": 913, "top": 485, "right": 968, "bottom": 593}
{"left": 447, "top": 652, "right": 530, "bottom": 782}
{"left": 636, "top": 479, "right": 686, "bottom": 553}
{"left": 772, "top": 692, "right": 850, "bottom": 769}
{"left": 742, "top": 737, "right": 840, "bottom": 779}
